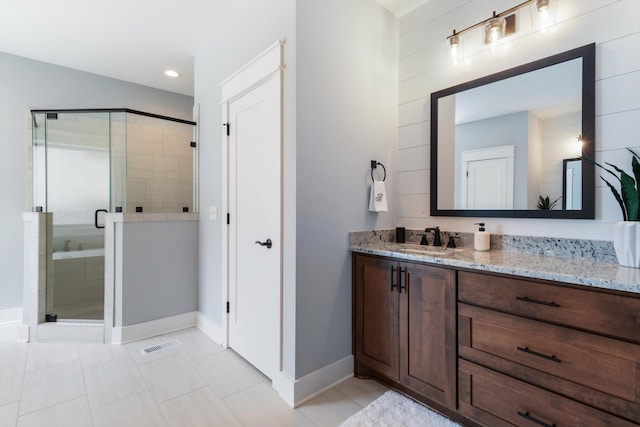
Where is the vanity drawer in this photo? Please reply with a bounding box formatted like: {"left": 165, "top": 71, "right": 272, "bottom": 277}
{"left": 458, "top": 270, "right": 640, "bottom": 343}
{"left": 458, "top": 359, "right": 638, "bottom": 427}
{"left": 459, "top": 303, "right": 640, "bottom": 423}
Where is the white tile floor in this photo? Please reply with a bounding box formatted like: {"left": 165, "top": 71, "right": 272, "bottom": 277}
{"left": 0, "top": 328, "right": 388, "bottom": 427}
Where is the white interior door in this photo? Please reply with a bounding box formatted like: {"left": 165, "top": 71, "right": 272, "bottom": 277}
{"left": 226, "top": 56, "right": 282, "bottom": 381}
{"left": 461, "top": 145, "right": 514, "bottom": 209}
{"left": 466, "top": 158, "right": 509, "bottom": 209}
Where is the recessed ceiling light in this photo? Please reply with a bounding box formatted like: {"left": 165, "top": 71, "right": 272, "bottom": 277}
{"left": 164, "top": 69, "right": 181, "bottom": 78}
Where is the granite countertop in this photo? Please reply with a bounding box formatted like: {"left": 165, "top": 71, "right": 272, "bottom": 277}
{"left": 350, "top": 242, "right": 640, "bottom": 295}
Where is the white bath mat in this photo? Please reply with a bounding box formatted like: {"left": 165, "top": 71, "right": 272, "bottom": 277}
{"left": 340, "top": 390, "right": 462, "bottom": 427}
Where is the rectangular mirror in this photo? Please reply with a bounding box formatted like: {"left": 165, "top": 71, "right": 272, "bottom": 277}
{"left": 430, "top": 43, "right": 595, "bottom": 219}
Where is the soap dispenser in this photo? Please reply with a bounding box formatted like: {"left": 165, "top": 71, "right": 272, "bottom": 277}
{"left": 474, "top": 223, "right": 490, "bottom": 251}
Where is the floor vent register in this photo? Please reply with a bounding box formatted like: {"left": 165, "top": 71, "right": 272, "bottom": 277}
{"left": 141, "top": 339, "right": 180, "bottom": 355}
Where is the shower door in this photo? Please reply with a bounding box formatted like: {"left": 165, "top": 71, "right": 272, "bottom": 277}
{"left": 42, "top": 112, "right": 111, "bottom": 321}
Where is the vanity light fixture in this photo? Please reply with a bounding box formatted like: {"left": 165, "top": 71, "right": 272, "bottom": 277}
{"left": 446, "top": 0, "right": 557, "bottom": 61}
{"left": 484, "top": 12, "right": 506, "bottom": 47}
{"left": 164, "top": 69, "right": 181, "bottom": 78}
{"left": 576, "top": 134, "right": 584, "bottom": 150}
{"left": 449, "top": 30, "right": 462, "bottom": 65}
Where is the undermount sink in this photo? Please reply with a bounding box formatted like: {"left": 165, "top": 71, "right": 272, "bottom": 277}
{"left": 395, "top": 244, "right": 463, "bottom": 256}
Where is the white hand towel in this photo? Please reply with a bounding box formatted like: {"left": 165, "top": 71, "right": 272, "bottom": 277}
{"left": 369, "top": 180, "right": 388, "bottom": 212}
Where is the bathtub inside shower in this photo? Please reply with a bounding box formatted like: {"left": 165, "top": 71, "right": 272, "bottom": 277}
{"left": 50, "top": 246, "right": 105, "bottom": 321}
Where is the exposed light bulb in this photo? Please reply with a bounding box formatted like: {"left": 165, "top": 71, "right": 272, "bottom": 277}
{"left": 576, "top": 134, "right": 584, "bottom": 154}
{"left": 534, "top": 0, "right": 555, "bottom": 33}
{"left": 490, "top": 28, "right": 500, "bottom": 43}
{"left": 538, "top": 8, "right": 549, "bottom": 32}
{"left": 449, "top": 32, "right": 461, "bottom": 65}
{"left": 537, "top": 0, "right": 550, "bottom": 11}
{"left": 484, "top": 14, "right": 505, "bottom": 48}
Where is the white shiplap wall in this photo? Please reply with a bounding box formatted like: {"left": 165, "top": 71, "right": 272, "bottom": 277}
{"left": 397, "top": 0, "right": 640, "bottom": 240}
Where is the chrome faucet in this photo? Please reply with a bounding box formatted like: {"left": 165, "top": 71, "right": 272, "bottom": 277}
{"left": 424, "top": 227, "right": 442, "bottom": 246}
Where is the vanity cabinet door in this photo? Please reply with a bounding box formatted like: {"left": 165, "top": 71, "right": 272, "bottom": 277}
{"left": 400, "top": 262, "right": 456, "bottom": 408}
{"left": 353, "top": 254, "right": 458, "bottom": 411}
{"left": 353, "top": 254, "right": 400, "bottom": 381}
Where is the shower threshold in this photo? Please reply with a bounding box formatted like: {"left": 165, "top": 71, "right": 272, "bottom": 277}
{"left": 56, "top": 318, "right": 104, "bottom": 324}
{"left": 37, "top": 321, "right": 104, "bottom": 343}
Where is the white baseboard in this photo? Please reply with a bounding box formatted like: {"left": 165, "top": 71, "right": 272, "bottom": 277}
{"left": 273, "top": 371, "right": 296, "bottom": 406}
{"left": 18, "top": 325, "right": 30, "bottom": 343}
{"left": 0, "top": 321, "right": 22, "bottom": 343}
{"left": 36, "top": 322, "right": 104, "bottom": 343}
{"left": 196, "top": 312, "right": 225, "bottom": 346}
{"left": 0, "top": 307, "right": 22, "bottom": 323}
{"left": 274, "top": 355, "right": 354, "bottom": 408}
{"left": 111, "top": 311, "right": 197, "bottom": 344}
{"left": 0, "top": 308, "right": 23, "bottom": 342}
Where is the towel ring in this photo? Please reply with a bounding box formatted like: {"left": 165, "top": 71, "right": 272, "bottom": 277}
{"left": 370, "top": 160, "right": 386, "bottom": 182}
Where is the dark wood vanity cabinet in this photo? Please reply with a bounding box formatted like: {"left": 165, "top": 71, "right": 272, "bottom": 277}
{"left": 353, "top": 255, "right": 399, "bottom": 381}
{"left": 353, "top": 252, "right": 640, "bottom": 426}
{"left": 352, "top": 253, "right": 457, "bottom": 409}
{"left": 458, "top": 271, "right": 640, "bottom": 426}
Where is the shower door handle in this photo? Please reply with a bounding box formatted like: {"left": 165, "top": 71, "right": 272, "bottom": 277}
{"left": 94, "top": 209, "right": 108, "bottom": 229}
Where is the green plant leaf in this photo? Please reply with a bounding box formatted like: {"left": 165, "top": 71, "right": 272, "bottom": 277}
{"left": 620, "top": 171, "right": 639, "bottom": 221}
{"left": 580, "top": 156, "right": 621, "bottom": 183}
{"left": 630, "top": 153, "right": 640, "bottom": 219}
{"left": 605, "top": 162, "right": 639, "bottom": 219}
{"left": 604, "top": 162, "right": 628, "bottom": 182}
{"left": 583, "top": 150, "right": 640, "bottom": 221}
{"left": 537, "top": 195, "right": 550, "bottom": 210}
{"left": 601, "top": 177, "right": 627, "bottom": 221}
{"left": 537, "top": 195, "right": 560, "bottom": 210}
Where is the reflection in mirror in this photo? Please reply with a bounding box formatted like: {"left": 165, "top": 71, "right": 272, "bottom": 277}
{"left": 431, "top": 43, "right": 595, "bottom": 219}
{"left": 563, "top": 158, "right": 582, "bottom": 210}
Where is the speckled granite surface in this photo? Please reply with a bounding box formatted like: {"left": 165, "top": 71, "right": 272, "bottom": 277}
{"left": 350, "top": 230, "right": 639, "bottom": 294}
{"left": 351, "top": 229, "right": 617, "bottom": 262}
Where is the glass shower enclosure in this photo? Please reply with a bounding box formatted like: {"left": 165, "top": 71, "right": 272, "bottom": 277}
{"left": 32, "top": 109, "right": 197, "bottom": 321}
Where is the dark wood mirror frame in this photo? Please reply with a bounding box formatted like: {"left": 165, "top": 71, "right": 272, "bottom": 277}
{"left": 430, "top": 43, "right": 595, "bottom": 219}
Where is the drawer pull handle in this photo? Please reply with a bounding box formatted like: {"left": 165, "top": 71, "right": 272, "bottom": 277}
{"left": 517, "top": 411, "right": 556, "bottom": 427}
{"left": 399, "top": 268, "right": 407, "bottom": 293}
{"left": 517, "top": 346, "right": 561, "bottom": 363}
{"left": 516, "top": 296, "right": 560, "bottom": 308}
{"left": 391, "top": 266, "right": 398, "bottom": 292}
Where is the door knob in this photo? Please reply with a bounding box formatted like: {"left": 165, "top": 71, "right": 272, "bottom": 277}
{"left": 255, "top": 239, "right": 272, "bottom": 249}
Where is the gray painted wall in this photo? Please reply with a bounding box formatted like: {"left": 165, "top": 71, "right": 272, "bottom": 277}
{"left": 295, "top": 1, "right": 397, "bottom": 378}
{"left": 0, "top": 52, "right": 193, "bottom": 310}
{"left": 195, "top": 0, "right": 397, "bottom": 380}
{"left": 194, "top": 2, "right": 296, "bottom": 376}
{"left": 116, "top": 221, "right": 198, "bottom": 326}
